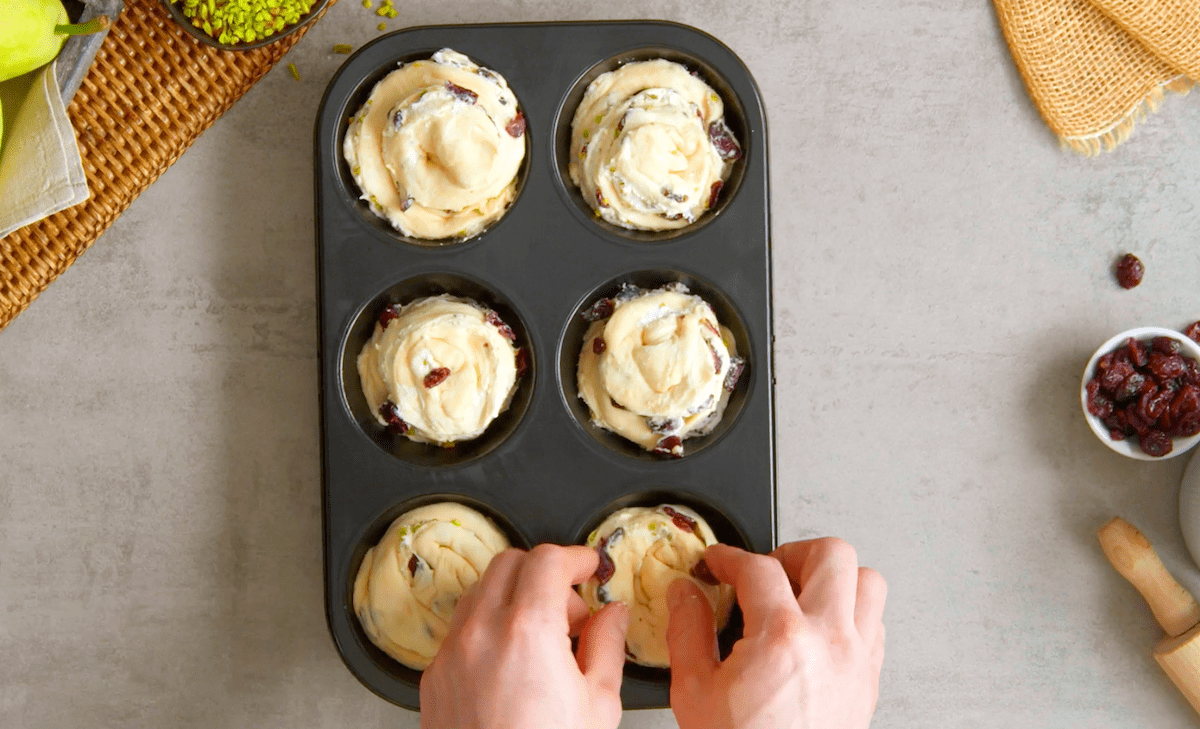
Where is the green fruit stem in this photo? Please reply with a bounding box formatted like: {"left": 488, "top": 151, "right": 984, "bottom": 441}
{"left": 53, "top": 15, "right": 110, "bottom": 37}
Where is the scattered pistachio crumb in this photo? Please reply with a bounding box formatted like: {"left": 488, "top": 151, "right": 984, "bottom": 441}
{"left": 649, "top": 522, "right": 659, "bottom": 530}
{"left": 375, "top": 6, "right": 387, "bottom": 15}
{"left": 352, "top": 165, "right": 361, "bottom": 175}
{"left": 711, "top": 94, "right": 718, "bottom": 102}
{"left": 451, "top": 519, "right": 461, "bottom": 526}
{"left": 594, "top": 114, "right": 602, "bottom": 124}
{"left": 333, "top": 43, "right": 353, "bottom": 53}
{"left": 362, "top": 0, "right": 371, "bottom": 7}
{"left": 385, "top": 8, "right": 396, "bottom": 17}
{"left": 377, "top": 21, "right": 386, "bottom": 30}
{"left": 582, "top": 129, "right": 590, "bottom": 139}
{"left": 287, "top": 62, "right": 300, "bottom": 80}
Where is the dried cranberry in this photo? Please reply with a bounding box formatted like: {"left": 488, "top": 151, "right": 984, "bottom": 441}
{"left": 1186, "top": 321, "right": 1200, "bottom": 345}
{"left": 515, "top": 347, "right": 529, "bottom": 378}
{"left": 707, "top": 120, "right": 742, "bottom": 161}
{"left": 596, "top": 189, "right": 609, "bottom": 208}
{"left": 1169, "top": 384, "right": 1200, "bottom": 424}
{"left": 408, "top": 554, "right": 422, "bottom": 576}
{"left": 701, "top": 319, "right": 720, "bottom": 336}
{"left": 398, "top": 195, "right": 413, "bottom": 212}
{"left": 1126, "top": 338, "right": 1149, "bottom": 367}
{"left": 424, "top": 367, "right": 450, "bottom": 388}
{"left": 1140, "top": 387, "right": 1173, "bottom": 422}
{"left": 1140, "top": 429, "right": 1173, "bottom": 457}
{"left": 1100, "top": 360, "right": 1134, "bottom": 394}
{"left": 707, "top": 180, "right": 723, "bottom": 209}
{"left": 653, "top": 435, "right": 684, "bottom": 458}
{"left": 1149, "top": 353, "right": 1187, "bottom": 381}
{"left": 1152, "top": 337, "right": 1182, "bottom": 355}
{"left": 708, "top": 342, "right": 722, "bottom": 374}
{"left": 691, "top": 558, "right": 719, "bottom": 586}
{"left": 609, "top": 397, "right": 627, "bottom": 410}
{"left": 662, "top": 506, "right": 698, "bottom": 533}
{"left": 1087, "top": 387, "right": 1114, "bottom": 418}
{"left": 445, "top": 81, "right": 478, "bottom": 104}
{"left": 378, "top": 304, "right": 401, "bottom": 329}
{"left": 1176, "top": 413, "right": 1200, "bottom": 438}
{"left": 1123, "top": 400, "right": 1152, "bottom": 436}
{"left": 593, "top": 336, "right": 606, "bottom": 355}
{"left": 662, "top": 188, "right": 687, "bottom": 203}
{"left": 594, "top": 547, "right": 615, "bottom": 585}
{"left": 647, "top": 416, "right": 682, "bottom": 435}
{"left": 485, "top": 310, "right": 516, "bottom": 341}
{"left": 505, "top": 111, "right": 526, "bottom": 138}
{"left": 1187, "top": 359, "right": 1200, "bottom": 386}
{"left": 581, "top": 298, "right": 614, "bottom": 322}
{"left": 1115, "top": 253, "right": 1144, "bottom": 289}
{"left": 724, "top": 357, "right": 745, "bottom": 392}
{"left": 379, "top": 401, "right": 409, "bottom": 435}
{"left": 1113, "top": 374, "right": 1142, "bottom": 400}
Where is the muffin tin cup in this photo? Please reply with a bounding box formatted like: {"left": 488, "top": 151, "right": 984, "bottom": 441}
{"left": 317, "top": 21, "right": 775, "bottom": 710}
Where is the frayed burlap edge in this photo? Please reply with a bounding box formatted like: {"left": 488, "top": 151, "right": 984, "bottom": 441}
{"left": 1061, "top": 75, "right": 1193, "bottom": 156}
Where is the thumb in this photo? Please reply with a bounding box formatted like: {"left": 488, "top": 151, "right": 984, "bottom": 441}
{"left": 666, "top": 578, "right": 718, "bottom": 683}
{"left": 577, "top": 601, "right": 631, "bottom": 696}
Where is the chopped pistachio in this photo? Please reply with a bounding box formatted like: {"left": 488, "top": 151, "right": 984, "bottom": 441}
{"left": 581, "top": 129, "right": 589, "bottom": 139}
{"left": 287, "top": 62, "right": 300, "bottom": 81}
{"left": 377, "top": 21, "right": 386, "bottom": 30}
{"left": 333, "top": 43, "right": 353, "bottom": 53}
{"left": 375, "top": 6, "right": 387, "bottom": 14}
{"left": 451, "top": 519, "right": 461, "bottom": 526}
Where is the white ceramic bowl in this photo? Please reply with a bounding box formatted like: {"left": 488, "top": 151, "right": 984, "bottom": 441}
{"left": 1080, "top": 326, "right": 1200, "bottom": 461}
{"left": 1179, "top": 451, "right": 1200, "bottom": 568}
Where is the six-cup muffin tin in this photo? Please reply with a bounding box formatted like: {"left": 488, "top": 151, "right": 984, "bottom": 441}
{"left": 315, "top": 21, "right": 775, "bottom": 710}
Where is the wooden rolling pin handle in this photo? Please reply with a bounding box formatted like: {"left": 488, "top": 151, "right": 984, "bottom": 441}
{"left": 1098, "top": 517, "right": 1200, "bottom": 638}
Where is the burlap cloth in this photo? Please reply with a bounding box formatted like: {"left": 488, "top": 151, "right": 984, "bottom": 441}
{"left": 994, "top": 0, "right": 1199, "bottom": 154}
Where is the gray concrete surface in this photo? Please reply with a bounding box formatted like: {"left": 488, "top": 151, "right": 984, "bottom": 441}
{"left": 4, "top": 0, "right": 1200, "bottom": 726}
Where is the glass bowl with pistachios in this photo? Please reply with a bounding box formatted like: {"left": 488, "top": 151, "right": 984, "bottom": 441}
{"left": 161, "top": 0, "right": 332, "bottom": 50}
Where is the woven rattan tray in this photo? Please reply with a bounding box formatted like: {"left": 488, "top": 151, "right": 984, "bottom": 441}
{"left": 0, "top": 0, "right": 330, "bottom": 330}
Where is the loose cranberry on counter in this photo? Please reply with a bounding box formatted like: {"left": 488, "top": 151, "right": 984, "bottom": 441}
{"left": 1185, "top": 321, "right": 1200, "bottom": 344}
{"left": 1115, "top": 253, "right": 1144, "bottom": 289}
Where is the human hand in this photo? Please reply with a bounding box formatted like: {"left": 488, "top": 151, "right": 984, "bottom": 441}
{"left": 420, "top": 544, "right": 631, "bottom": 729}
{"left": 666, "top": 540, "right": 886, "bottom": 729}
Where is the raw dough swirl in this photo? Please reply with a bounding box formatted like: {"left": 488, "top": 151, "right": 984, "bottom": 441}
{"left": 577, "top": 284, "right": 743, "bottom": 456}
{"left": 580, "top": 504, "right": 734, "bottom": 667}
{"left": 344, "top": 48, "right": 526, "bottom": 240}
{"left": 569, "top": 59, "right": 741, "bottom": 231}
{"left": 353, "top": 502, "right": 511, "bottom": 670}
{"left": 358, "top": 294, "right": 520, "bottom": 443}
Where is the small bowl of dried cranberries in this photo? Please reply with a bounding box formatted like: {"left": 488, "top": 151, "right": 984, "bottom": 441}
{"left": 1081, "top": 326, "right": 1200, "bottom": 460}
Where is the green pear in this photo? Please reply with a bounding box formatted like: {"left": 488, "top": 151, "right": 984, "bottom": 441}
{"left": 0, "top": 0, "right": 110, "bottom": 83}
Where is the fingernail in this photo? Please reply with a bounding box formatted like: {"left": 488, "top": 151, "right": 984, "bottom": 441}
{"left": 668, "top": 579, "right": 687, "bottom": 610}
{"left": 616, "top": 601, "right": 631, "bottom": 630}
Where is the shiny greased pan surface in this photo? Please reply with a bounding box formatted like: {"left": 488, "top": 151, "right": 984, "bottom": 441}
{"left": 315, "top": 20, "right": 774, "bottom": 710}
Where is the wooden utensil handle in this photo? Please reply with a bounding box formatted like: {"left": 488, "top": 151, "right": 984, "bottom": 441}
{"left": 1098, "top": 517, "right": 1200, "bottom": 638}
